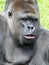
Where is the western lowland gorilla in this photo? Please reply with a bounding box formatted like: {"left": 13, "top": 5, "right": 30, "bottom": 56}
{"left": 0, "top": 0, "right": 49, "bottom": 65}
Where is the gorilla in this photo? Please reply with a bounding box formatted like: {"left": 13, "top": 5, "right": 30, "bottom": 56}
{"left": 0, "top": 0, "right": 49, "bottom": 65}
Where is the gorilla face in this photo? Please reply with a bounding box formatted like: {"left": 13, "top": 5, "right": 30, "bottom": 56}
{"left": 7, "top": 0, "right": 40, "bottom": 46}
{"left": 19, "top": 16, "right": 40, "bottom": 45}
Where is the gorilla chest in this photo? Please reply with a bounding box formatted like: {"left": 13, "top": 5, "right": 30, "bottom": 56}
{"left": 12, "top": 47, "right": 33, "bottom": 64}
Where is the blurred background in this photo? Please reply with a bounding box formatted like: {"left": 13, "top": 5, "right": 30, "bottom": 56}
{"left": 0, "top": 0, "right": 49, "bottom": 30}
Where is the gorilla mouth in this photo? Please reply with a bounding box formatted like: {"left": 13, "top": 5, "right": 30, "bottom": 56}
{"left": 24, "top": 34, "right": 35, "bottom": 39}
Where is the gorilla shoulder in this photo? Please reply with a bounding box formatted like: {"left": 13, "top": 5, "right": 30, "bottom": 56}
{"left": 0, "top": 14, "right": 7, "bottom": 44}
{"left": 0, "top": 14, "right": 7, "bottom": 65}
{"left": 41, "top": 28, "right": 49, "bottom": 40}
{"left": 38, "top": 27, "right": 49, "bottom": 46}
{"left": 41, "top": 28, "right": 49, "bottom": 64}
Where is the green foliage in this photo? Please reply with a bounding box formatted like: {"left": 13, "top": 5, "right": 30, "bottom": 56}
{"left": 0, "top": 0, "right": 49, "bottom": 30}
{"left": 38, "top": 0, "right": 49, "bottom": 30}
{"left": 0, "top": 0, "right": 4, "bottom": 11}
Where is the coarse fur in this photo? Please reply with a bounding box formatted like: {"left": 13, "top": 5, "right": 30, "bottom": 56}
{"left": 0, "top": 0, "right": 49, "bottom": 65}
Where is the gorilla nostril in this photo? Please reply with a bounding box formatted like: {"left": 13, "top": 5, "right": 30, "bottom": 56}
{"left": 31, "top": 27, "right": 33, "bottom": 29}
{"left": 27, "top": 26, "right": 30, "bottom": 29}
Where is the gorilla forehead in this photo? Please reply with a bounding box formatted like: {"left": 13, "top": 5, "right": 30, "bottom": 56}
{"left": 12, "top": 0, "right": 38, "bottom": 15}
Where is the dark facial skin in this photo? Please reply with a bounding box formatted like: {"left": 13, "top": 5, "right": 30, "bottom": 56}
{"left": 19, "top": 17, "right": 40, "bottom": 45}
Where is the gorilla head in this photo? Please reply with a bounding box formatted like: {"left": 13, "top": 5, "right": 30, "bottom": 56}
{"left": 6, "top": 0, "right": 40, "bottom": 47}
{"left": 1, "top": 0, "right": 49, "bottom": 65}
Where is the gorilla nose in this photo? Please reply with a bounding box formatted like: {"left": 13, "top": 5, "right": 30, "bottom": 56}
{"left": 27, "top": 26, "right": 33, "bottom": 29}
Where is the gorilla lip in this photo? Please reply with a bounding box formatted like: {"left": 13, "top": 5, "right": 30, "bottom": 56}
{"left": 24, "top": 34, "right": 35, "bottom": 39}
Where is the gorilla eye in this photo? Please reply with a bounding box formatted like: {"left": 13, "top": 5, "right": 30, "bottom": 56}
{"left": 34, "top": 18, "right": 38, "bottom": 22}
{"left": 8, "top": 11, "right": 12, "bottom": 17}
{"left": 20, "top": 18, "right": 28, "bottom": 21}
